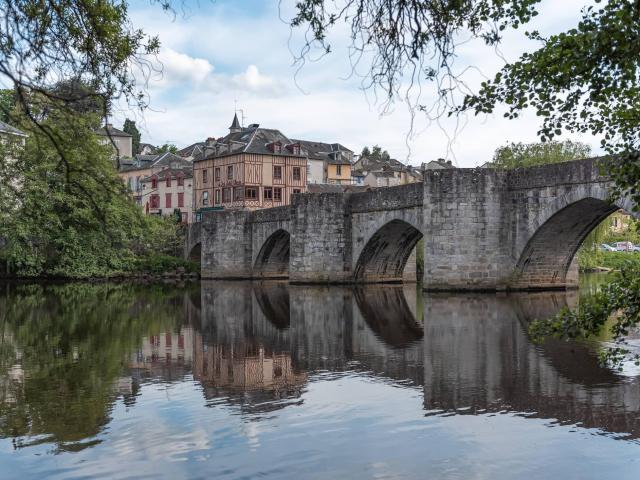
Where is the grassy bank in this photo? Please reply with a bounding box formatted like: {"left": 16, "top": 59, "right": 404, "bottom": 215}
{"left": 578, "top": 250, "right": 640, "bottom": 272}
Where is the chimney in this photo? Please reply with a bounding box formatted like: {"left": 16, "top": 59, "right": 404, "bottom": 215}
{"left": 206, "top": 137, "right": 216, "bottom": 147}
{"left": 446, "top": 160, "right": 452, "bottom": 166}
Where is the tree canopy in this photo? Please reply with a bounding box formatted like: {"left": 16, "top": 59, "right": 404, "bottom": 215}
{"left": 492, "top": 140, "right": 592, "bottom": 169}
{"left": 123, "top": 119, "right": 141, "bottom": 155}
{"left": 360, "top": 145, "right": 391, "bottom": 162}
{"left": 157, "top": 143, "right": 178, "bottom": 154}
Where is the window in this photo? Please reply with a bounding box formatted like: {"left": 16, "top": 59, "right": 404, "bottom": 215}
{"left": 336, "top": 165, "right": 342, "bottom": 176}
{"left": 264, "top": 187, "right": 273, "bottom": 200}
{"left": 273, "top": 165, "right": 282, "bottom": 180}
{"left": 222, "top": 188, "right": 231, "bottom": 203}
{"left": 202, "top": 169, "right": 208, "bottom": 183}
{"left": 177, "top": 174, "right": 184, "bottom": 187}
{"left": 215, "top": 189, "right": 221, "bottom": 204}
{"left": 150, "top": 194, "right": 160, "bottom": 208}
{"left": 245, "top": 187, "right": 258, "bottom": 200}
{"left": 215, "top": 167, "right": 220, "bottom": 182}
{"left": 165, "top": 193, "right": 172, "bottom": 208}
{"left": 202, "top": 191, "right": 209, "bottom": 206}
{"left": 181, "top": 212, "right": 188, "bottom": 224}
{"left": 293, "top": 144, "right": 300, "bottom": 155}
{"left": 292, "top": 167, "right": 301, "bottom": 181}
{"left": 227, "top": 165, "right": 233, "bottom": 180}
{"left": 178, "top": 192, "right": 184, "bottom": 208}
{"left": 165, "top": 174, "right": 171, "bottom": 187}
{"left": 293, "top": 188, "right": 301, "bottom": 194}
{"left": 274, "top": 187, "right": 282, "bottom": 201}
{"left": 233, "top": 187, "right": 244, "bottom": 201}
{"left": 151, "top": 177, "right": 157, "bottom": 189}
{"left": 274, "top": 143, "right": 281, "bottom": 153}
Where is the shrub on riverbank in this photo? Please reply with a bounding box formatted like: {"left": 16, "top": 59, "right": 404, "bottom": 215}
{"left": 579, "top": 250, "right": 640, "bottom": 272}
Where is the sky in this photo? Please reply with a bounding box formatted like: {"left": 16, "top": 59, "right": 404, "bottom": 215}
{"left": 120, "top": 0, "right": 600, "bottom": 167}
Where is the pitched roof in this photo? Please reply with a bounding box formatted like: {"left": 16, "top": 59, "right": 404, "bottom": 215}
{"left": 177, "top": 142, "right": 205, "bottom": 158}
{"left": 140, "top": 166, "right": 193, "bottom": 183}
{"left": 0, "top": 120, "right": 26, "bottom": 137}
{"left": 118, "top": 152, "right": 191, "bottom": 172}
{"left": 292, "top": 139, "right": 351, "bottom": 165}
{"left": 95, "top": 124, "right": 132, "bottom": 137}
{"left": 198, "top": 125, "right": 305, "bottom": 161}
{"left": 139, "top": 143, "right": 157, "bottom": 154}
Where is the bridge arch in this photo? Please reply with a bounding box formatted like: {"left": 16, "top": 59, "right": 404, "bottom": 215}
{"left": 253, "top": 229, "right": 291, "bottom": 278}
{"left": 188, "top": 242, "right": 202, "bottom": 264}
{"left": 354, "top": 219, "right": 423, "bottom": 283}
{"left": 513, "top": 190, "right": 635, "bottom": 289}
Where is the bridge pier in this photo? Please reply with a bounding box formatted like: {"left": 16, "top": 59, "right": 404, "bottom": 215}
{"left": 193, "top": 158, "right": 634, "bottom": 291}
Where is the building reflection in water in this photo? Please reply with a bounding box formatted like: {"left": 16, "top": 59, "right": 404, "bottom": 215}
{"left": 2, "top": 279, "right": 640, "bottom": 454}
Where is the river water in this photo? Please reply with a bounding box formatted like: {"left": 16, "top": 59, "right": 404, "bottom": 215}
{"left": 1, "top": 274, "right": 639, "bottom": 479}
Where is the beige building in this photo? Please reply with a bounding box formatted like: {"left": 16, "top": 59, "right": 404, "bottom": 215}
{"left": 140, "top": 165, "right": 194, "bottom": 223}
{"left": 293, "top": 139, "right": 354, "bottom": 184}
{"left": 193, "top": 115, "right": 307, "bottom": 212}
{"left": 95, "top": 123, "right": 133, "bottom": 159}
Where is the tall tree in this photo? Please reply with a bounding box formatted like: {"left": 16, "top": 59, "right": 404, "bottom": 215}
{"left": 123, "top": 119, "right": 141, "bottom": 154}
{"left": 492, "top": 140, "right": 592, "bottom": 169}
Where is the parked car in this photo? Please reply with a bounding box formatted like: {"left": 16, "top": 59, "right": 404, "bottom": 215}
{"left": 614, "top": 241, "right": 634, "bottom": 252}
{"left": 600, "top": 243, "right": 617, "bottom": 252}
{"left": 633, "top": 245, "right": 640, "bottom": 253}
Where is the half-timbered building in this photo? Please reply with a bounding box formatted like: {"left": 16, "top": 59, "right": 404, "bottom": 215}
{"left": 193, "top": 114, "right": 307, "bottom": 211}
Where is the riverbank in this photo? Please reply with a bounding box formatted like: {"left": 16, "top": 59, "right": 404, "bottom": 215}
{"left": 579, "top": 250, "right": 640, "bottom": 272}
{"left": 0, "top": 254, "right": 199, "bottom": 283}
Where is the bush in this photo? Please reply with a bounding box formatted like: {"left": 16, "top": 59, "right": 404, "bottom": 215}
{"left": 132, "top": 255, "right": 199, "bottom": 275}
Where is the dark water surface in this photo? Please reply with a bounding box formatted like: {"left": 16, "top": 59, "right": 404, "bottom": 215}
{"left": 1, "top": 275, "right": 639, "bottom": 479}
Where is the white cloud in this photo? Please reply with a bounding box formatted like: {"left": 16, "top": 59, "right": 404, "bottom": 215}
{"left": 156, "top": 48, "right": 214, "bottom": 85}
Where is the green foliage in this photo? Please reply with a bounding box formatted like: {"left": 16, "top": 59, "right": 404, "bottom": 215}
{"left": 157, "top": 143, "right": 178, "bottom": 154}
{"left": 0, "top": 89, "right": 15, "bottom": 123}
{"left": 0, "top": 97, "right": 182, "bottom": 279}
{"left": 530, "top": 262, "right": 640, "bottom": 368}
{"left": 123, "top": 118, "right": 141, "bottom": 154}
{"left": 361, "top": 144, "right": 391, "bottom": 162}
{"left": 0, "top": 0, "right": 159, "bottom": 122}
{"left": 579, "top": 250, "right": 640, "bottom": 271}
{"left": 492, "top": 140, "right": 591, "bottom": 169}
{"left": 133, "top": 254, "right": 199, "bottom": 274}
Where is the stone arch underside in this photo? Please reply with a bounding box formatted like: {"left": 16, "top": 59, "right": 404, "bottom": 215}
{"left": 253, "top": 229, "right": 291, "bottom": 278}
{"left": 354, "top": 219, "right": 423, "bottom": 283}
{"left": 512, "top": 197, "right": 620, "bottom": 289}
{"left": 188, "top": 242, "right": 202, "bottom": 264}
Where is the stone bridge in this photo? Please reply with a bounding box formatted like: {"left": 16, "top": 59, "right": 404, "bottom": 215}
{"left": 187, "top": 158, "right": 637, "bottom": 291}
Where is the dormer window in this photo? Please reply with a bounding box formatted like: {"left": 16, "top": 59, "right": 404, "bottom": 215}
{"left": 268, "top": 141, "right": 282, "bottom": 154}
{"left": 286, "top": 143, "right": 301, "bottom": 155}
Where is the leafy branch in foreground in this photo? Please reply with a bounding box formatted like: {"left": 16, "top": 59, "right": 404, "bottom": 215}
{"left": 529, "top": 262, "right": 640, "bottom": 368}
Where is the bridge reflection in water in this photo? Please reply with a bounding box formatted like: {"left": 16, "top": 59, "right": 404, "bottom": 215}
{"left": 167, "top": 281, "right": 640, "bottom": 440}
